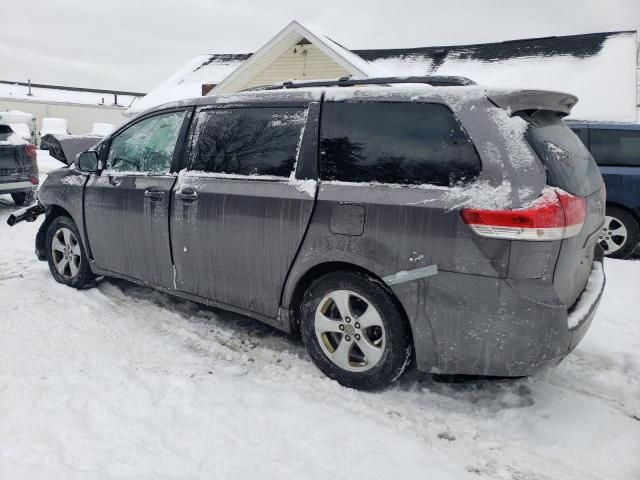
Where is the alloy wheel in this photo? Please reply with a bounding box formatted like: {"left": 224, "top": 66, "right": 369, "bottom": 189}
{"left": 51, "top": 227, "right": 81, "bottom": 279}
{"left": 314, "top": 289, "right": 386, "bottom": 372}
{"left": 599, "top": 215, "right": 628, "bottom": 255}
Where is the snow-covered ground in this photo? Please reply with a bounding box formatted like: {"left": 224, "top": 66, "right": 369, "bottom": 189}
{"left": 0, "top": 196, "right": 638, "bottom": 480}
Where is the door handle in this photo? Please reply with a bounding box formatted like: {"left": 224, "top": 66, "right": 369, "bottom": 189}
{"left": 144, "top": 187, "right": 165, "bottom": 200}
{"left": 176, "top": 188, "right": 198, "bottom": 202}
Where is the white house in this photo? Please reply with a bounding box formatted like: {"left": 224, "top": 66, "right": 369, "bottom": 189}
{"left": 130, "top": 21, "right": 639, "bottom": 122}
{"left": 0, "top": 80, "right": 144, "bottom": 139}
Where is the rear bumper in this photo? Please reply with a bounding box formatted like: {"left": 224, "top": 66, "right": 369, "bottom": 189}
{"left": 566, "top": 261, "right": 605, "bottom": 352}
{"left": 0, "top": 180, "right": 37, "bottom": 194}
{"left": 394, "top": 260, "right": 605, "bottom": 376}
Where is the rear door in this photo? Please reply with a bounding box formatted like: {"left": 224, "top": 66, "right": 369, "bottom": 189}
{"left": 525, "top": 112, "right": 605, "bottom": 306}
{"left": 170, "top": 103, "right": 317, "bottom": 319}
{"left": 84, "top": 109, "right": 191, "bottom": 288}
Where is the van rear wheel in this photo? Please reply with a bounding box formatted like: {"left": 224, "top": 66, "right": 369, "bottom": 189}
{"left": 600, "top": 206, "right": 639, "bottom": 259}
{"left": 300, "top": 271, "right": 412, "bottom": 390}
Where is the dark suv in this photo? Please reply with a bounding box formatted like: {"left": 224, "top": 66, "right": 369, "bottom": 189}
{"left": 10, "top": 77, "right": 606, "bottom": 390}
{"left": 568, "top": 121, "right": 640, "bottom": 258}
{"left": 0, "top": 123, "right": 39, "bottom": 205}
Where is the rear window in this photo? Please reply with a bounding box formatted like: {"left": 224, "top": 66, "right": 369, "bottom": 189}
{"left": 589, "top": 128, "right": 640, "bottom": 167}
{"left": 523, "top": 111, "right": 601, "bottom": 197}
{"left": 319, "top": 102, "right": 481, "bottom": 186}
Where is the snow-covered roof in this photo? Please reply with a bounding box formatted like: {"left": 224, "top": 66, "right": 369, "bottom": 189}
{"left": 126, "top": 54, "right": 251, "bottom": 115}
{"left": 0, "top": 80, "right": 144, "bottom": 109}
{"left": 130, "top": 27, "right": 638, "bottom": 121}
{"left": 356, "top": 31, "right": 638, "bottom": 121}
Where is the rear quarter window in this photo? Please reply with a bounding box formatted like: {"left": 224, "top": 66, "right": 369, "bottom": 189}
{"left": 319, "top": 102, "right": 481, "bottom": 186}
{"left": 523, "top": 111, "right": 601, "bottom": 197}
{"left": 589, "top": 128, "right": 640, "bottom": 167}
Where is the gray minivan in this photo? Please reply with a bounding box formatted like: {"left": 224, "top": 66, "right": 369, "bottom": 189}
{"left": 10, "top": 77, "right": 606, "bottom": 390}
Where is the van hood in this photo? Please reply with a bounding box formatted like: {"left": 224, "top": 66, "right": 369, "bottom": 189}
{"left": 41, "top": 134, "right": 103, "bottom": 165}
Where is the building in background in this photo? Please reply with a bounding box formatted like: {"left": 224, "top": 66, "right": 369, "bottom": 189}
{"left": 130, "top": 21, "right": 638, "bottom": 121}
{"left": 0, "top": 80, "right": 144, "bottom": 142}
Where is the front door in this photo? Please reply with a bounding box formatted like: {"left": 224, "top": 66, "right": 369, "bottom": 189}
{"left": 170, "top": 105, "right": 317, "bottom": 318}
{"left": 84, "top": 109, "right": 190, "bottom": 288}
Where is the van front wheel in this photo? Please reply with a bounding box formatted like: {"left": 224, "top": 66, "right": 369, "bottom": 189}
{"left": 45, "top": 216, "right": 95, "bottom": 288}
{"left": 300, "top": 271, "right": 412, "bottom": 390}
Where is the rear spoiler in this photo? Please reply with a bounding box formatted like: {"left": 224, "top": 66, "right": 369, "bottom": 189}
{"left": 488, "top": 90, "right": 578, "bottom": 117}
{"left": 41, "top": 133, "right": 103, "bottom": 165}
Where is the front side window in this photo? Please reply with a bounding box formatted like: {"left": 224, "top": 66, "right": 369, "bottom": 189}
{"left": 319, "top": 102, "right": 481, "bottom": 186}
{"left": 189, "top": 107, "right": 307, "bottom": 177}
{"left": 589, "top": 128, "right": 640, "bottom": 167}
{"left": 107, "top": 110, "right": 187, "bottom": 174}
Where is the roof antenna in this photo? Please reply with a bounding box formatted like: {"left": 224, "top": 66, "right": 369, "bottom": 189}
{"left": 27, "top": 79, "right": 33, "bottom": 96}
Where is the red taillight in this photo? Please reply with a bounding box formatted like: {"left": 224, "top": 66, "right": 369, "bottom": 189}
{"left": 25, "top": 144, "right": 37, "bottom": 160}
{"left": 461, "top": 187, "right": 586, "bottom": 241}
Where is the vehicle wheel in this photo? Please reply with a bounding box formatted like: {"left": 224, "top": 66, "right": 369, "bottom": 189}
{"left": 599, "top": 206, "right": 639, "bottom": 259}
{"left": 45, "top": 216, "right": 95, "bottom": 288}
{"left": 11, "top": 191, "right": 35, "bottom": 206}
{"left": 300, "top": 271, "right": 412, "bottom": 390}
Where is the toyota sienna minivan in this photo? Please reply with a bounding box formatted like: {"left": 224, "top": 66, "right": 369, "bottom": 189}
{"left": 9, "top": 76, "right": 606, "bottom": 390}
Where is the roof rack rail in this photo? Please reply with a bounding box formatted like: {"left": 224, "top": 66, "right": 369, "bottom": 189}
{"left": 245, "top": 75, "right": 476, "bottom": 91}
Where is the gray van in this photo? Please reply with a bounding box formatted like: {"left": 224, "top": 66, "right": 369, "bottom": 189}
{"left": 9, "top": 77, "right": 606, "bottom": 390}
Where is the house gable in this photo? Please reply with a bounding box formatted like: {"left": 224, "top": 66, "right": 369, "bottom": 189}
{"left": 211, "top": 21, "right": 373, "bottom": 95}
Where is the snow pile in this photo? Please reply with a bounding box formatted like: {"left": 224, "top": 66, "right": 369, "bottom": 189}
{"left": 0, "top": 207, "right": 638, "bottom": 479}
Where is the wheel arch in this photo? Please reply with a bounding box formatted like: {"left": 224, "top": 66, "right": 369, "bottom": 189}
{"left": 35, "top": 205, "right": 75, "bottom": 261}
{"left": 285, "top": 261, "right": 414, "bottom": 347}
{"left": 606, "top": 201, "right": 640, "bottom": 225}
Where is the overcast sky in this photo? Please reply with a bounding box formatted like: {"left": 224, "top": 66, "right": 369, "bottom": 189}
{"left": 1, "top": 0, "right": 638, "bottom": 93}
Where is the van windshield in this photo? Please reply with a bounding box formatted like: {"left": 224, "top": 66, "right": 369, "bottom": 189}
{"left": 522, "top": 111, "right": 601, "bottom": 197}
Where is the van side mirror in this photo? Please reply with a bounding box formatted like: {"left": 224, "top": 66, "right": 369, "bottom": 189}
{"left": 76, "top": 151, "right": 99, "bottom": 173}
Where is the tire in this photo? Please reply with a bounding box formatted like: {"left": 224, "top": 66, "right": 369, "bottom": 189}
{"left": 300, "top": 271, "right": 412, "bottom": 390}
{"left": 45, "top": 216, "right": 95, "bottom": 288}
{"left": 599, "top": 206, "right": 639, "bottom": 259}
{"left": 11, "top": 191, "right": 35, "bottom": 206}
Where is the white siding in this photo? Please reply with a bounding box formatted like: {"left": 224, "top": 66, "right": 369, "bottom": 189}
{"left": 0, "top": 99, "right": 128, "bottom": 140}
{"left": 243, "top": 44, "right": 350, "bottom": 89}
